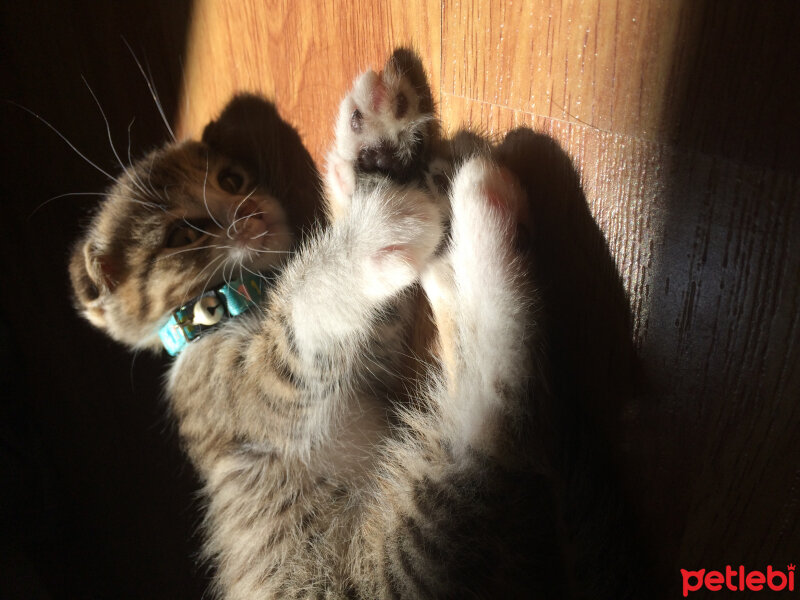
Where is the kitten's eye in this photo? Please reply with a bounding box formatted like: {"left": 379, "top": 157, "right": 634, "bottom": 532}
{"left": 218, "top": 168, "right": 246, "bottom": 194}
{"left": 165, "top": 220, "right": 212, "bottom": 248}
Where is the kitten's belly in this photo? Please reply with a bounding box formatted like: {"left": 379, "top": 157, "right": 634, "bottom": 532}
{"left": 323, "top": 394, "right": 391, "bottom": 482}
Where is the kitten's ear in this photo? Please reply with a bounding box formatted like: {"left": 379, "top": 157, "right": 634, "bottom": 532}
{"left": 200, "top": 118, "right": 223, "bottom": 149}
{"left": 201, "top": 94, "right": 283, "bottom": 181}
{"left": 69, "top": 240, "right": 121, "bottom": 303}
{"left": 201, "top": 93, "right": 278, "bottom": 150}
{"left": 201, "top": 98, "right": 257, "bottom": 165}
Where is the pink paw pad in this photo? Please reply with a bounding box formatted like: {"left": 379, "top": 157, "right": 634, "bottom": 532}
{"left": 483, "top": 167, "right": 521, "bottom": 216}
{"left": 369, "top": 76, "right": 388, "bottom": 112}
{"left": 479, "top": 166, "right": 532, "bottom": 250}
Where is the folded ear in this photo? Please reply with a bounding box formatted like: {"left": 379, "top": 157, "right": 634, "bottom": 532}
{"left": 69, "top": 239, "right": 121, "bottom": 307}
{"left": 201, "top": 93, "right": 274, "bottom": 177}
{"left": 202, "top": 93, "right": 326, "bottom": 232}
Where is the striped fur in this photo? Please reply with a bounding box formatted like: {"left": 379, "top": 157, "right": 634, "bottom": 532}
{"left": 70, "top": 50, "right": 547, "bottom": 599}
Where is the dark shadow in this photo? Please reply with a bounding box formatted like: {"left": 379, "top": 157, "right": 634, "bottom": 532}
{"left": 2, "top": 54, "right": 324, "bottom": 600}
{"left": 639, "top": 2, "right": 800, "bottom": 596}
{"left": 661, "top": 1, "right": 800, "bottom": 173}
{"left": 0, "top": 2, "right": 204, "bottom": 598}
{"left": 497, "top": 129, "right": 650, "bottom": 599}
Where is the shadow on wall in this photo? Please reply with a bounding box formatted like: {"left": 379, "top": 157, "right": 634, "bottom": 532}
{"left": 643, "top": 0, "right": 800, "bottom": 592}
{"left": 498, "top": 129, "right": 650, "bottom": 598}
{"left": 496, "top": 3, "right": 800, "bottom": 597}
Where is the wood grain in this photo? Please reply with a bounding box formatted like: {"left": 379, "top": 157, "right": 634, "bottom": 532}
{"left": 440, "top": 2, "right": 800, "bottom": 586}
{"left": 177, "top": 0, "right": 442, "bottom": 162}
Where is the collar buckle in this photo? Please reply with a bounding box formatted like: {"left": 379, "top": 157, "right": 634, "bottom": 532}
{"left": 158, "top": 273, "right": 268, "bottom": 356}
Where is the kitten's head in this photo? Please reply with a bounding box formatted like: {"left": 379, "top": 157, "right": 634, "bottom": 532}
{"left": 69, "top": 131, "right": 294, "bottom": 352}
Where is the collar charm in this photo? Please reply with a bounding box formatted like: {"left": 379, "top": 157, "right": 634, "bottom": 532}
{"left": 158, "top": 273, "right": 268, "bottom": 356}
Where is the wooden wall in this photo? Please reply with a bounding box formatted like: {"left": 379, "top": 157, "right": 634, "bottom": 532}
{"left": 2, "top": 0, "right": 798, "bottom": 597}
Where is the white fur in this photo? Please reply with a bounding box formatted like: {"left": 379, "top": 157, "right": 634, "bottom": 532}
{"left": 164, "top": 60, "right": 539, "bottom": 599}
{"left": 423, "top": 156, "right": 533, "bottom": 458}
{"left": 325, "top": 68, "right": 432, "bottom": 220}
{"left": 287, "top": 183, "right": 442, "bottom": 359}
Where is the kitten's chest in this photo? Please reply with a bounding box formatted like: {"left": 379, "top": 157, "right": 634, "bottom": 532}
{"left": 166, "top": 329, "right": 394, "bottom": 475}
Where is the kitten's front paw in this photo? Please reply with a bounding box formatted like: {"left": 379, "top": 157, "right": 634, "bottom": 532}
{"left": 326, "top": 51, "right": 435, "bottom": 217}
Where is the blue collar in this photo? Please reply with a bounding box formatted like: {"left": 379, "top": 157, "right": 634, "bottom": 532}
{"left": 158, "top": 273, "right": 269, "bottom": 356}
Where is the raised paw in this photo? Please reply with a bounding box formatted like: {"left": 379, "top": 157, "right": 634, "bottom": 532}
{"left": 356, "top": 185, "right": 443, "bottom": 302}
{"left": 450, "top": 156, "right": 529, "bottom": 292}
{"left": 325, "top": 51, "right": 436, "bottom": 218}
{"left": 450, "top": 156, "right": 530, "bottom": 253}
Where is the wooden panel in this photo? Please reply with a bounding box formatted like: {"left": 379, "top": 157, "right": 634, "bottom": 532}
{"left": 442, "top": 0, "right": 800, "bottom": 169}
{"left": 441, "top": 1, "right": 800, "bottom": 590}
{"left": 442, "top": 0, "right": 685, "bottom": 142}
{"left": 442, "top": 95, "right": 664, "bottom": 343}
{"left": 177, "top": 0, "right": 442, "bottom": 162}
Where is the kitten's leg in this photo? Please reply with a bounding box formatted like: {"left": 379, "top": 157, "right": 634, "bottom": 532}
{"left": 423, "top": 155, "right": 535, "bottom": 457}
{"left": 176, "top": 182, "right": 439, "bottom": 465}
{"left": 324, "top": 50, "right": 443, "bottom": 222}
{"left": 351, "top": 157, "right": 539, "bottom": 598}
{"left": 278, "top": 185, "right": 441, "bottom": 350}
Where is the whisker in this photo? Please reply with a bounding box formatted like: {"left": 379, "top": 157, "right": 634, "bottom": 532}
{"left": 30, "top": 190, "right": 162, "bottom": 219}
{"left": 182, "top": 218, "right": 220, "bottom": 238}
{"left": 147, "top": 160, "right": 158, "bottom": 198}
{"left": 8, "top": 100, "right": 116, "bottom": 181}
{"left": 180, "top": 254, "right": 226, "bottom": 306}
{"left": 144, "top": 53, "right": 177, "bottom": 143}
{"left": 230, "top": 186, "right": 259, "bottom": 236}
{"left": 125, "top": 116, "right": 162, "bottom": 202}
{"left": 221, "top": 260, "right": 234, "bottom": 293}
{"left": 226, "top": 209, "right": 267, "bottom": 239}
{"left": 126, "top": 117, "right": 136, "bottom": 171}
{"left": 129, "top": 348, "right": 141, "bottom": 392}
{"left": 243, "top": 247, "right": 292, "bottom": 255}
{"left": 157, "top": 243, "right": 235, "bottom": 261}
{"left": 203, "top": 152, "right": 225, "bottom": 231}
{"left": 249, "top": 228, "right": 275, "bottom": 240}
{"left": 29, "top": 191, "right": 107, "bottom": 218}
{"left": 202, "top": 258, "right": 228, "bottom": 299}
{"left": 81, "top": 76, "right": 152, "bottom": 200}
{"left": 125, "top": 117, "right": 159, "bottom": 201}
{"left": 240, "top": 262, "right": 278, "bottom": 318}
{"left": 239, "top": 262, "right": 274, "bottom": 285}
{"left": 122, "top": 37, "right": 176, "bottom": 142}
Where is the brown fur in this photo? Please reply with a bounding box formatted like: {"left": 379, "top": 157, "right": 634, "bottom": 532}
{"left": 70, "top": 53, "right": 553, "bottom": 599}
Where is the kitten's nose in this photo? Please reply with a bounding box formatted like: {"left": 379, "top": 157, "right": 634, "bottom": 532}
{"left": 236, "top": 199, "right": 259, "bottom": 218}
{"left": 231, "top": 199, "right": 266, "bottom": 240}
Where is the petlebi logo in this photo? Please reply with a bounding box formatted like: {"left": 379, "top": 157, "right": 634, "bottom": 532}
{"left": 681, "top": 564, "right": 795, "bottom": 596}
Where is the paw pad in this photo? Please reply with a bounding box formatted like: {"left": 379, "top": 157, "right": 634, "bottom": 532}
{"left": 334, "top": 59, "right": 433, "bottom": 185}
{"left": 350, "top": 109, "right": 363, "bottom": 133}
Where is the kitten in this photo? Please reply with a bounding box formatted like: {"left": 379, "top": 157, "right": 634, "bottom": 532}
{"left": 70, "top": 49, "right": 546, "bottom": 599}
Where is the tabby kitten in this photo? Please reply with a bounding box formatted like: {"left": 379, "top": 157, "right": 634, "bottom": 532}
{"left": 70, "top": 50, "right": 543, "bottom": 599}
